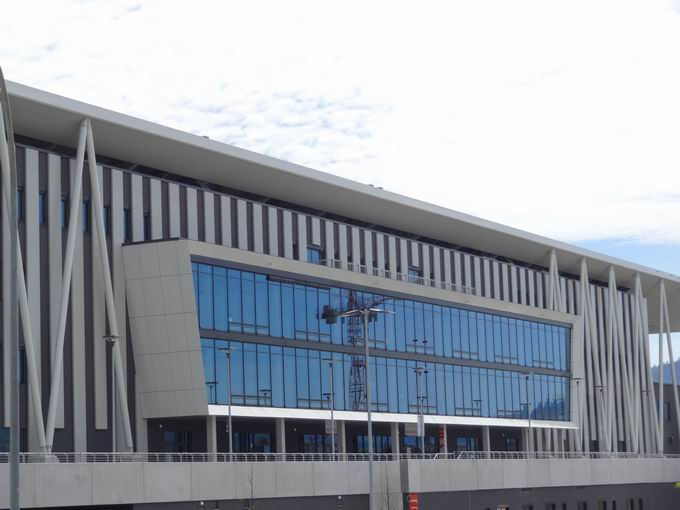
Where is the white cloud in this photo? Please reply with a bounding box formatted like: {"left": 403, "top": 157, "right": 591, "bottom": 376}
{"left": 1, "top": 0, "right": 680, "bottom": 245}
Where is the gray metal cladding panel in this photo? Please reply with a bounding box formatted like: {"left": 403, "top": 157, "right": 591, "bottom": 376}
{"left": 252, "top": 202, "right": 264, "bottom": 253}
{"left": 388, "top": 236, "right": 397, "bottom": 277}
{"left": 168, "top": 182, "right": 180, "bottom": 238}
{"left": 132, "top": 173, "right": 144, "bottom": 241}
{"left": 203, "top": 191, "right": 215, "bottom": 244}
{"left": 237, "top": 199, "right": 248, "bottom": 250}
{"left": 186, "top": 187, "right": 198, "bottom": 241}
{"left": 268, "top": 206, "right": 279, "bottom": 256}
{"left": 311, "top": 217, "right": 321, "bottom": 246}
{"left": 297, "top": 214, "right": 308, "bottom": 262}
{"left": 283, "top": 210, "right": 293, "bottom": 259}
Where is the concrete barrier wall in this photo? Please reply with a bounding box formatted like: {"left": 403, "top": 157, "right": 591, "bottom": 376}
{"left": 0, "top": 461, "right": 401, "bottom": 508}
{"left": 1, "top": 458, "right": 679, "bottom": 508}
{"left": 401, "top": 457, "right": 680, "bottom": 493}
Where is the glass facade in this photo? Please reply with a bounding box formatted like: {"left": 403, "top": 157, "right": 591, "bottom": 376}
{"left": 194, "top": 262, "right": 571, "bottom": 422}
{"left": 193, "top": 263, "right": 570, "bottom": 371}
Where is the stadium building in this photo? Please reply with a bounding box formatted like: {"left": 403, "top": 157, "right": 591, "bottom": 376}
{"left": 1, "top": 81, "right": 680, "bottom": 509}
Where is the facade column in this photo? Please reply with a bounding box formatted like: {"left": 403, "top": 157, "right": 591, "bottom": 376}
{"left": 536, "top": 429, "right": 544, "bottom": 452}
{"left": 391, "top": 422, "right": 400, "bottom": 457}
{"left": 276, "top": 418, "right": 286, "bottom": 454}
{"left": 522, "top": 428, "right": 530, "bottom": 452}
{"left": 482, "top": 426, "right": 491, "bottom": 453}
{"left": 338, "top": 420, "right": 347, "bottom": 453}
{"left": 206, "top": 416, "right": 217, "bottom": 454}
{"left": 439, "top": 425, "right": 448, "bottom": 453}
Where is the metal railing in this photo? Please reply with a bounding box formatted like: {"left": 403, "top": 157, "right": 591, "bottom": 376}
{"left": 317, "top": 259, "right": 475, "bottom": 295}
{"left": 1, "top": 451, "right": 679, "bottom": 464}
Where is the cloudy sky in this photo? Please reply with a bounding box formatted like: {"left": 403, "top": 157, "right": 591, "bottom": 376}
{"left": 1, "top": 0, "right": 679, "bottom": 361}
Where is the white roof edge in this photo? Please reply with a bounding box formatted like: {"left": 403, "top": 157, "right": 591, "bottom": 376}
{"left": 6, "top": 80, "right": 680, "bottom": 329}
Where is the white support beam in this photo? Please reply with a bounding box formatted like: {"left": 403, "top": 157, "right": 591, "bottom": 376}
{"left": 0, "top": 103, "right": 47, "bottom": 451}
{"left": 661, "top": 280, "right": 680, "bottom": 448}
{"left": 44, "top": 120, "right": 88, "bottom": 451}
{"left": 85, "top": 120, "right": 134, "bottom": 451}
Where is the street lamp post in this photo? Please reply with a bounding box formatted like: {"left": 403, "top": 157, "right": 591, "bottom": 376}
{"left": 218, "top": 347, "right": 235, "bottom": 455}
{"left": 414, "top": 366, "right": 428, "bottom": 454}
{"left": 595, "top": 384, "right": 607, "bottom": 451}
{"left": 337, "top": 307, "right": 388, "bottom": 510}
{"left": 104, "top": 335, "right": 121, "bottom": 453}
{"left": 524, "top": 373, "right": 533, "bottom": 454}
{"left": 323, "top": 356, "right": 336, "bottom": 456}
{"left": 573, "top": 377, "right": 584, "bottom": 451}
{"left": 323, "top": 297, "right": 391, "bottom": 510}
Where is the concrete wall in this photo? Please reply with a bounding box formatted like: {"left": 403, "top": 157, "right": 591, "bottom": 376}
{"left": 1, "top": 458, "right": 679, "bottom": 509}
{"left": 400, "top": 457, "right": 680, "bottom": 493}
{"left": 0, "top": 460, "right": 400, "bottom": 509}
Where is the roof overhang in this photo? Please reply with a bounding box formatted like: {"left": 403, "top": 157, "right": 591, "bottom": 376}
{"left": 6, "top": 80, "right": 680, "bottom": 330}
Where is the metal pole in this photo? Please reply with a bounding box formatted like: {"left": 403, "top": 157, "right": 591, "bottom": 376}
{"left": 228, "top": 351, "right": 233, "bottom": 455}
{"left": 415, "top": 366, "right": 425, "bottom": 454}
{"left": 525, "top": 373, "right": 532, "bottom": 454}
{"left": 1, "top": 65, "right": 20, "bottom": 510}
{"left": 219, "top": 347, "right": 234, "bottom": 455}
{"left": 325, "top": 357, "right": 336, "bottom": 456}
{"left": 573, "top": 378, "right": 583, "bottom": 452}
{"left": 363, "top": 311, "right": 375, "bottom": 510}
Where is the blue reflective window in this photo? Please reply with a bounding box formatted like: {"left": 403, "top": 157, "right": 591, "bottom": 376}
{"left": 333, "top": 353, "right": 345, "bottom": 411}
{"left": 442, "top": 308, "right": 452, "bottom": 357}
{"left": 230, "top": 344, "right": 244, "bottom": 406}
{"left": 270, "top": 346, "right": 284, "bottom": 407}
{"left": 281, "top": 283, "right": 295, "bottom": 339}
{"left": 283, "top": 347, "right": 297, "bottom": 407}
{"left": 394, "top": 300, "right": 406, "bottom": 352}
{"left": 201, "top": 337, "right": 569, "bottom": 421}
{"left": 387, "top": 358, "right": 398, "bottom": 413}
{"left": 257, "top": 344, "right": 271, "bottom": 405}
{"left": 198, "top": 264, "right": 213, "bottom": 329}
{"left": 242, "top": 272, "right": 256, "bottom": 334}
{"left": 445, "top": 365, "right": 455, "bottom": 414}
{"left": 329, "top": 288, "right": 342, "bottom": 344}
{"left": 255, "top": 274, "right": 269, "bottom": 335}
{"left": 459, "top": 310, "right": 469, "bottom": 359}
{"left": 296, "top": 349, "right": 309, "bottom": 408}
{"left": 122, "top": 207, "right": 131, "bottom": 241}
{"left": 213, "top": 267, "right": 228, "bottom": 331}
{"left": 306, "top": 286, "right": 319, "bottom": 341}
{"left": 468, "top": 312, "right": 478, "bottom": 359}
{"left": 243, "top": 343, "right": 258, "bottom": 405}
{"left": 308, "top": 350, "right": 322, "bottom": 408}
{"left": 294, "top": 284, "right": 307, "bottom": 340}
{"left": 61, "top": 197, "right": 69, "bottom": 230}
{"left": 268, "top": 281, "right": 282, "bottom": 337}
{"left": 38, "top": 192, "right": 46, "bottom": 225}
{"left": 195, "top": 261, "right": 571, "bottom": 421}
{"left": 476, "top": 313, "right": 486, "bottom": 362}
{"left": 318, "top": 289, "right": 331, "bottom": 343}
{"left": 397, "top": 359, "right": 408, "bottom": 413}
{"left": 102, "top": 205, "right": 110, "bottom": 236}
{"left": 201, "top": 339, "right": 216, "bottom": 403}
{"left": 227, "top": 269, "right": 242, "bottom": 332}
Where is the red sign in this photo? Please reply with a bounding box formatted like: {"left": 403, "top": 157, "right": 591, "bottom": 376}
{"left": 438, "top": 426, "right": 446, "bottom": 450}
{"left": 408, "top": 493, "right": 419, "bottom": 510}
